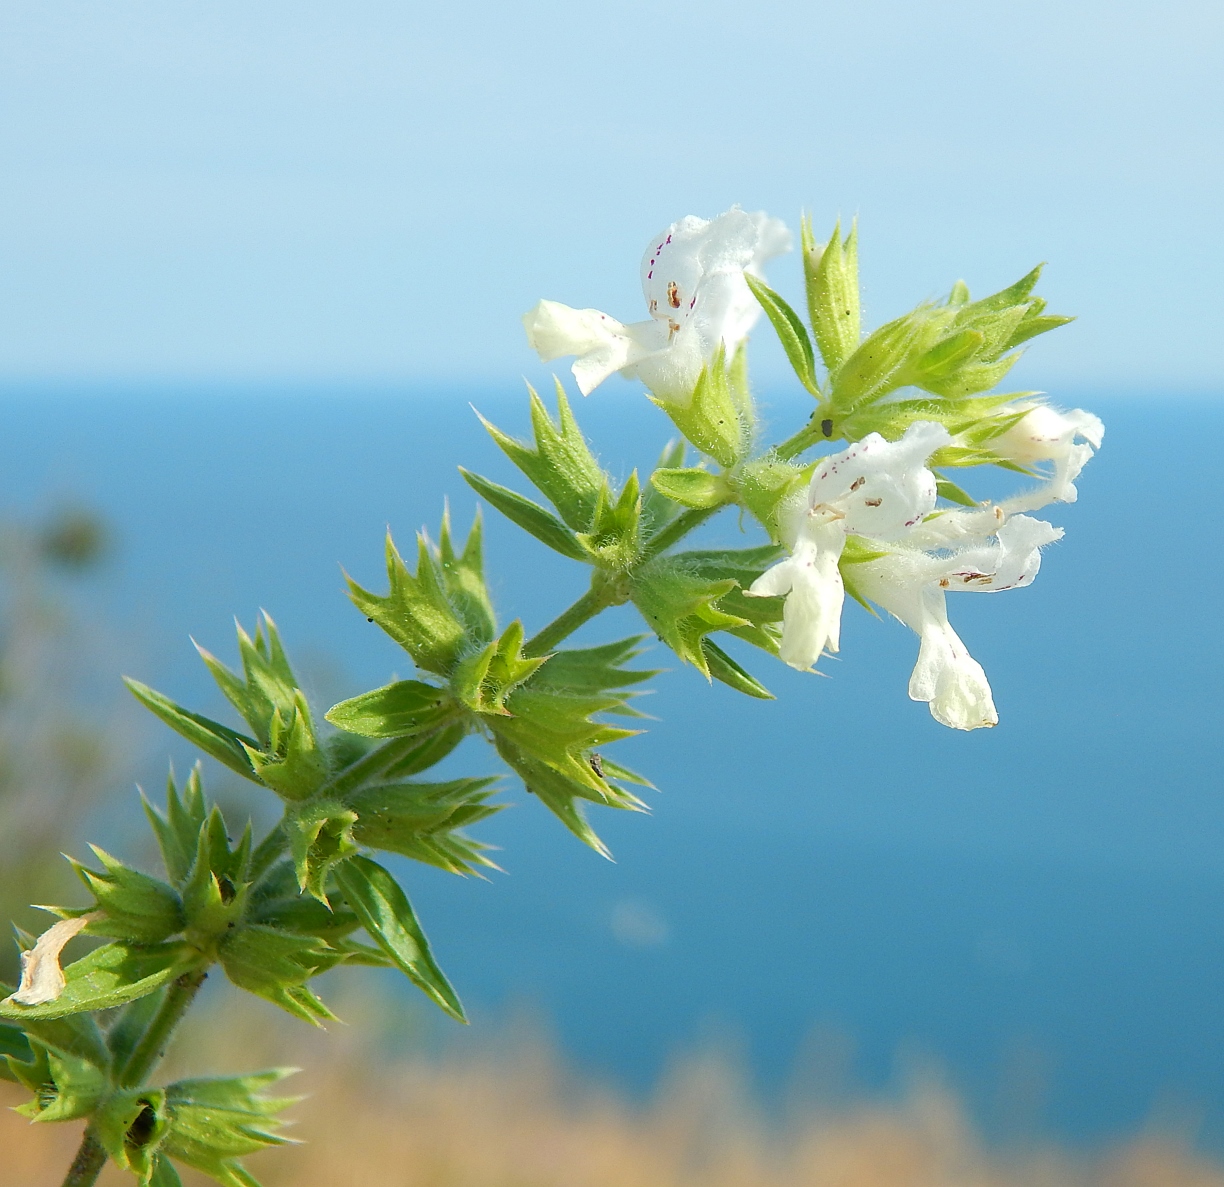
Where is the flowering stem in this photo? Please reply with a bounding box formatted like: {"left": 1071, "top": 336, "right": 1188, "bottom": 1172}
{"left": 60, "top": 968, "right": 209, "bottom": 1187}
{"left": 59, "top": 1134, "right": 106, "bottom": 1187}
{"left": 323, "top": 723, "right": 463, "bottom": 798}
{"left": 639, "top": 506, "right": 722, "bottom": 561}
{"left": 114, "top": 967, "right": 209, "bottom": 1086}
{"left": 524, "top": 581, "right": 622, "bottom": 657}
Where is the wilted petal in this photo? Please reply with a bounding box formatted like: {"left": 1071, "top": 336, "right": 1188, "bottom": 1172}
{"left": 10, "top": 913, "right": 99, "bottom": 1006}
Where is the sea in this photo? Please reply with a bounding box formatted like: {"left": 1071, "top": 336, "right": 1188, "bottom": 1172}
{"left": 0, "top": 382, "right": 1220, "bottom": 1148}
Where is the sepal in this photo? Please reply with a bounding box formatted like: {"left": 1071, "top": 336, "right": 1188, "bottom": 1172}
{"left": 629, "top": 559, "right": 749, "bottom": 676}
{"left": 486, "top": 639, "right": 652, "bottom": 854}
{"left": 7, "top": 1038, "right": 106, "bottom": 1122}
{"left": 654, "top": 346, "right": 750, "bottom": 468}
{"left": 142, "top": 767, "right": 208, "bottom": 888}
{"left": 575, "top": 472, "right": 643, "bottom": 570}
{"left": 346, "top": 778, "right": 502, "bottom": 875}
{"left": 475, "top": 382, "right": 604, "bottom": 531}
{"left": 735, "top": 455, "right": 812, "bottom": 540}
{"left": 282, "top": 800, "right": 359, "bottom": 902}
{"left": 347, "top": 530, "right": 477, "bottom": 676}
{"left": 218, "top": 924, "right": 335, "bottom": 1026}
{"left": 450, "top": 620, "right": 547, "bottom": 715}
{"left": 68, "top": 848, "right": 185, "bottom": 943}
{"left": 193, "top": 613, "right": 302, "bottom": 750}
{"left": 158, "top": 1070, "right": 298, "bottom": 1187}
{"left": 240, "top": 691, "right": 327, "bottom": 802}
{"left": 803, "top": 217, "right": 861, "bottom": 375}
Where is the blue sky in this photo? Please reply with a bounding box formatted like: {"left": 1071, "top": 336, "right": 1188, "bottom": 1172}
{"left": 0, "top": 0, "right": 1220, "bottom": 389}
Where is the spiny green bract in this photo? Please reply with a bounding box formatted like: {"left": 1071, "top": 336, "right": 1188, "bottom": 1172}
{"left": 93, "top": 1070, "right": 298, "bottom": 1187}
{"left": 748, "top": 218, "right": 1071, "bottom": 472}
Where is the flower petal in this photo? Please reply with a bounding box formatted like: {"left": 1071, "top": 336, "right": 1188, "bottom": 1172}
{"left": 808, "top": 421, "right": 950, "bottom": 539}
{"left": 522, "top": 300, "right": 662, "bottom": 396}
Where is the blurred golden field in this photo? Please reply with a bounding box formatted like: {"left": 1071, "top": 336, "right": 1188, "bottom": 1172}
{"left": 5, "top": 997, "right": 1224, "bottom": 1187}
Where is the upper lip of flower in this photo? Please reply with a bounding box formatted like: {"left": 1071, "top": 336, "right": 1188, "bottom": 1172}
{"left": 523, "top": 206, "right": 791, "bottom": 401}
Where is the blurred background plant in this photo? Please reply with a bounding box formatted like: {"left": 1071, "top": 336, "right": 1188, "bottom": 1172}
{"left": 3, "top": 998, "right": 1222, "bottom": 1187}
{"left": 0, "top": 505, "right": 120, "bottom": 984}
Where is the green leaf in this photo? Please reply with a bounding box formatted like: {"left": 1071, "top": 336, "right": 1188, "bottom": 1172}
{"left": 347, "top": 778, "right": 502, "bottom": 875}
{"left": 142, "top": 766, "right": 208, "bottom": 888}
{"left": 9, "top": 1003, "right": 110, "bottom": 1072}
{"left": 347, "top": 531, "right": 472, "bottom": 677}
{"left": 700, "top": 638, "right": 774, "bottom": 699}
{"left": 325, "top": 680, "right": 457, "bottom": 739}
{"left": 0, "top": 1020, "right": 32, "bottom": 1080}
{"left": 649, "top": 466, "right": 728, "bottom": 510}
{"left": 655, "top": 346, "right": 748, "bottom": 468}
{"left": 9, "top": 1040, "right": 108, "bottom": 1121}
{"left": 105, "top": 987, "right": 166, "bottom": 1077}
{"left": 629, "top": 558, "right": 749, "bottom": 675}
{"left": 459, "top": 468, "right": 589, "bottom": 561}
{"left": 744, "top": 273, "right": 819, "bottom": 395}
{"left": 193, "top": 613, "right": 302, "bottom": 749}
{"left": 576, "top": 471, "right": 643, "bottom": 570}
{"left": 803, "top": 216, "right": 861, "bottom": 375}
{"left": 0, "top": 941, "right": 198, "bottom": 1021}
{"left": 436, "top": 506, "right": 497, "bottom": 645}
{"left": 333, "top": 856, "right": 465, "bottom": 1021}
{"left": 382, "top": 721, "right": 470, "bottom": 778}
{"left": 124, "top": 679, "right": 260, "bottom": 783}
{"left": 475, "top": 381, "right": 605, "bottom": 531}
{"left": 163, "top": 1070, "right": 297, "bottom": 1187}
{"left": 218, "top": 924, "right": 335, "bottom": 1025}
{"left": 69, "top": 847, "right": 185, "bottom": 944}
{"left": 283, "top": 800, "right": 359, "bottom": 902}
{"left": 640, "top": 438, "right": 688, "bottom": 533}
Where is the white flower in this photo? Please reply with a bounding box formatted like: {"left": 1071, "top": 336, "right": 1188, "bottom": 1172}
{"left": 993, "top": 404, "right": 1104, "bottom": 513}
{"left": 523, "top": 207, "right": 791, "bottom": 402}
{"left": 854, "top": 514, "right": 1063, "bottom": 730}
{"left": 746, "top": 421, "right": 951, "bottom": 671}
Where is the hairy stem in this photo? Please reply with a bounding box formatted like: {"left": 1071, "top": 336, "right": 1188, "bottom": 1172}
{"left": 323, "top": 724, "right": 461, "bottom": 798}
{"left": 639, "top": 506, "right": 722, "bottom": 561}
{"left": 116, "top": 967, "right": 209, "bottom": 1086}
{"left": 524, "top": 503, "right": 730, "bottom": 658}
{"left": 60, "top": 1133, "right": 107, "bottom": 1187}
{"left": 61, "top": 968, "right": 210, "bottom": 1187}
{"left": 524, "top": 581, "right": 621, "bottom": 657}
